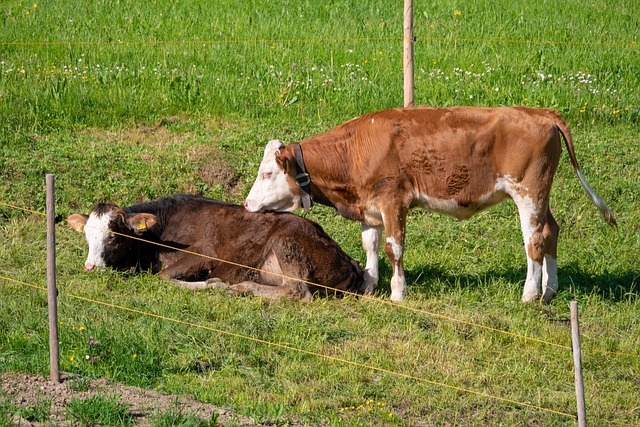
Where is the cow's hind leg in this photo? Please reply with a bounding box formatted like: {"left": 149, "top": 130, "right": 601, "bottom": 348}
{"left": 381, "top": 208, "right": 408, "bottom": 302}
{"left": 229, "top": 281, "right": 312, "bottom": 302}
{"left": 514, "top": 198, "right": 551, "bottom": 303}
{"left": 361, "top": 224, "right": 382, "bottom": 294}
{"left": 541, "top": 209, "right": 559, "bottom": 304}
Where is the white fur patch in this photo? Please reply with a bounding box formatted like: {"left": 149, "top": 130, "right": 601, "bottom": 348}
{"left": 83, "top": 210, "right": 115, "bottom": 270}
{"left": 245, "top": 141, "right": 300, "bottom": 213}
{"left": 498, "top": 175, "right": 544, "bottom": 302}
{"left": 385, "top": 237, "right": 404, "bottom": 260}
{"left": 361, "top": 225, "right": 382, "bottom": 294}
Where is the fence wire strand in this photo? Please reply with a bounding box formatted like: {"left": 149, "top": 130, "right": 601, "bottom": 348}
{"left": 3, "top": 272, "right": 640, "bottom": 427}
{"left": 0, "top": 273, "right": 577, "bottom": 421}
{"left": 0, "top": 37, "right": 638, "bottom": 48}
{"left": 1, "top": 198, "right": 638, "bottom": 359}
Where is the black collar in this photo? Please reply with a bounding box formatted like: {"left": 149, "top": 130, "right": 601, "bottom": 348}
{"left": 292, "top": 143, "right": 313, "bottom": 213}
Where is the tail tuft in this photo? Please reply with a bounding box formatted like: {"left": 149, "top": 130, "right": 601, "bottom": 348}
{"left": 576, "top": 170, "right": 617, "bottom": 227}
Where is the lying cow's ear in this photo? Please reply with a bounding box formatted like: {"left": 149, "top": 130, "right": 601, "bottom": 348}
{"left": 67, "top": 214, "right": 89, "bottom": 232}
{"left": 126, "top": 213, "right": 157, "bottom": 235}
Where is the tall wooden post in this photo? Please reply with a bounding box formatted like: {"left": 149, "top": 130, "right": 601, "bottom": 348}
{"left": 571, "top": 301, "right": 587, "bottom": 427}
{"left": 46, "top": 174, "right": 60, "bottom": 383}
{"left": 403, "top": 0, "right": 414, "bottom": 107}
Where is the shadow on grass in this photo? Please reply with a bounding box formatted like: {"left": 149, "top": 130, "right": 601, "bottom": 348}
{"left": 374, "top": 260, "right": 639, "bottom": 303}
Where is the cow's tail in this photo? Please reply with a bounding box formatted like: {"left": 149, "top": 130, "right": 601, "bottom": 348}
{"left": 552, "top": 113, "right": 617, "bottom": 226}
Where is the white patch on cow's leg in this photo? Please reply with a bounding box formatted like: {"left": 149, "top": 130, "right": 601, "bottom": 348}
{"left": 386, "top": 237, "right": 407, "bottom": 302}
{"left": 509, "top": 188, "right": 542, "bottom": 303}
{"left": 390, "top": 271, "right": 407, "bottom": 302}
{"left": 522, "top": 258, "right": 542, "bottom": 303}
{"left": 541, "top": 255, "right": 558, "bottom": 304}
{"left": 170, "top": 278, "right": 229, "bottom": 291}
{"left": 361, "top": 224, "right": 382, "bottom": 294}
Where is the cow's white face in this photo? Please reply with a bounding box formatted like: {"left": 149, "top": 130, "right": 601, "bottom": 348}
{"left": 68, "top": 205, "right": 154, "bottom": 272}
{"left": 67, "top": 209, "right": 117, "bottom": 271}
{"left": 82, "top": 210, "right": 116, "bottom": 270}
{"left": 244, "top": 139, "right": 301, "bottom": 213}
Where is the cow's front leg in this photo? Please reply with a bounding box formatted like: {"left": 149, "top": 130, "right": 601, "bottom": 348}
{"left": 169, "top": 277, "right": 229, "bottom": 291}
{"left": 361, "top": 224, "right": 382, "bottom": 294}
{"left": 158, "top": 252, "right": 216, "bottom": 283}
{"left": 382, "top": 209, "right": 408, "bottom": 302}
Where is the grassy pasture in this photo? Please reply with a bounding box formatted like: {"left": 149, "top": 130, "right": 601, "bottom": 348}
{"left": 1, "top": 0, "right": 639, "bottom": 426}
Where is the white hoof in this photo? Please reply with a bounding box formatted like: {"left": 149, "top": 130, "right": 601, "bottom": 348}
{"left": 363, "top": 271, "right": 378, "bottom": 294}
{"left": 521, "top": 291, "right": 539, "bottom": 303}
{"left": 390, "top": 289, "right": 406, "bottom": 302}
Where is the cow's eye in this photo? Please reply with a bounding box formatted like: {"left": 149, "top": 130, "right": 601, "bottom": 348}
{"left": 107, "top": 233, "right": 116, "bottom": 240}
{"left": 260, "top": 172, "right": 273, "bottom": 180}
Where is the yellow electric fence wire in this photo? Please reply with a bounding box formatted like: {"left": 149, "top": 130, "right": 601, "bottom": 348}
{"left": 1, "top": 199, "right": 638, "bottom": 359}
{"left": 0, "top": 37, "right": 638, "bottom": 48}
{"left": 3, "top": 273, "right": 640, "bottom": 427}
{"left": 0, "top": 200, "right": 44, "bottom": 216}
{"left": 0, "top": 274, "right": 577, "bottom": 421}
{"left": 99, "top": 225, "right": 640, "bottom": 358}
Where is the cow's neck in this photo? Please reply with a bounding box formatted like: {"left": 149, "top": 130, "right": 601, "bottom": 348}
{"left": 292, "top": 143, "right": 313, "bottom": 213}
{"left": 132, "top": 233, "right": 162, "bottom": 273}
{"left": 299, "top": 137, "right": 365, "bottom": 222}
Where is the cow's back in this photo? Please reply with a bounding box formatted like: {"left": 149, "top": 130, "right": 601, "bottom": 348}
{"left": 269, "top": 214, "right": 363, "bottom": 293}
{"left": 304, "top": 106, "right": 561, "bottom": 218}
{"left": 145, "top": 196, "right": 362, "bottom": 291}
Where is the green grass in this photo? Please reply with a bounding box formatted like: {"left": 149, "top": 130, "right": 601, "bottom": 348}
{"left": 0, "top": 394, "right": 50, "bottom": 425}
{"left": 152, "top": 400, "right": 220, "bottom": 427}
{"left": 1, "top": 0, "right": 639, "bottom": 426}
{"left": 66, "top": 394, "right": 134, "bottom": 427}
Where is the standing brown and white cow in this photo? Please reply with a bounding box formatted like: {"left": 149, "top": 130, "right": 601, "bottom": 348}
{"left": 245, "top": 106, "right": 616, "bottom": 303}
{"left": 67, "top": 195, "right": 363, "bottom": 301}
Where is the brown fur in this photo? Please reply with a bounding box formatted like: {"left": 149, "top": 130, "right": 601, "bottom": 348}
{"left": 69, "top": 195, "right": 364, "bottom": 301}
{"left": 269, "top": 106, "right": 615, "bottom": 302}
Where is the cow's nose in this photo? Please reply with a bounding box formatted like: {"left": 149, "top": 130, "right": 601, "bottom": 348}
{"left": 84, "top": 262, "right": 95, "bottom": 271}
{"left": 244, "top": 199, "right": 257, "bottom": 211}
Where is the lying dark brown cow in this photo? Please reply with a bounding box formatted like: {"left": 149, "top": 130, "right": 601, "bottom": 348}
{"left": 67, "top": 195, "right": 363, "bottom": 301}
{"left": 244, "top": 106, "right": 617, "bottom": 303}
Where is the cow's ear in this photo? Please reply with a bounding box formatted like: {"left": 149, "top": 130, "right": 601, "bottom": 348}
{"left": 126, "top": 213, "right": 157, "bottom": 235}
{"left": 275, "top": 150, "right": 293, "bottom": 175}
{"left": 67, "top": 214, "right": 89, "bottom": 232}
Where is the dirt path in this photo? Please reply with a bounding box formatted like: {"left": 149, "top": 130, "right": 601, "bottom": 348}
{"left": 1, "top": 371, "right": 283, "bottom": 426}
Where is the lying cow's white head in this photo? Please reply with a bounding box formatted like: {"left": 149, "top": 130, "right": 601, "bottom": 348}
{"left": 67, "top": 204, "right": 157, "bottom": 271}
{"left": 244, "top": 139, "right": 302, "bottom": 213}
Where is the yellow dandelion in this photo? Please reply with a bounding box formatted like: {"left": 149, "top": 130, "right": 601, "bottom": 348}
{"left": 70, "top": 356, "right": 74, "bottom": 362}
{"left": 454, "top": 10, "right": 462, "bottom": 16}
{"left": 25, "top": 10, "right": 30, "bottom": 14}
{"left": 132, "top": 353, "right": 137, "bottom": 359}
{"left": 378, "top": 51, "right": 383, "bottom": 55}
{"left": 79, "top": 326, "right": 85, "bottom": 331}
{"left": 33, "top": 3, "right": 37, "bottom": 8}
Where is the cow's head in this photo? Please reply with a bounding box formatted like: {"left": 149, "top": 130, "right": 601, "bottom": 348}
{"left": 244, "top": 139, "right": 301, "bottom": 213}
{"left": 67, "top": 203, "right": 157, "bottom": 271}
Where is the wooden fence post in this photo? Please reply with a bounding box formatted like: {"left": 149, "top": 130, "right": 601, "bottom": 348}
{"left": 571, "top": 301, "right": 587, "bottom": 427}
{"left": 46, "top": 174, "right": 60, "bottom": 383}
{"left": 403, "top": 0, "right": 414, "bottom": 107}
